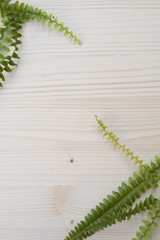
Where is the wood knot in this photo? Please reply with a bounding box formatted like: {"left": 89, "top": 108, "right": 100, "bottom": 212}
{"left": 70, "top": 158, "right": 74, "bottom": 163}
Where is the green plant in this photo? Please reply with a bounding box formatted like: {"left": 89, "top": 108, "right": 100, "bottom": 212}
{"left": 0, "top": 0, "right": 82, "bottom": 86}
{"left": 133, "top": 202, "right": 160, "bottom": 240}
{"left": 65, "top": 117, "right": 160, "bottom": 240}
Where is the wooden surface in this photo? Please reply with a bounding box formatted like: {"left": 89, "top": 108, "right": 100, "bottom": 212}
{"left": 1, "top": 0, "right": 160, "bottom": 239}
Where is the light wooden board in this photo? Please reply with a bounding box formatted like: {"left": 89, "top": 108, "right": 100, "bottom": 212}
{"left": 0, "top": 0, "right": 160, "bottom": 239}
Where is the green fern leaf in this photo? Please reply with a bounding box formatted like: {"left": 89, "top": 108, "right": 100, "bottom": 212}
{"left": 133, "top": 202, "right": 160, "bottom": 240}
{"left": 65, "top": 159, "right": 160, "bottom": 240}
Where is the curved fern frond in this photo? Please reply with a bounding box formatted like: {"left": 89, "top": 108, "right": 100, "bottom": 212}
{"left": 65, "top": 157, "right": 160, "bottom": 240}
{"left": 9, "top": 0, "right": 82, "bottom": 44}
{"left": 95, "top": 115, "right": 144, "bottom": 166}
{"left": 0, "top": 0, "right": 23, "bottom": 85}
{"left": 0, "top": 0, "right": 82, "bottom": 85}
{"left": 132, "top": 200, "right": 160, "bottom": 240}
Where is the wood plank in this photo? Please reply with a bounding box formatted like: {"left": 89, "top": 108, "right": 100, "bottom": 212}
{"left": 0, "top": 0, "right": 160, "bottom": 239}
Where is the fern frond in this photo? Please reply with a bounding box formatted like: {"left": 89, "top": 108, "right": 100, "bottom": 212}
{"left": 126, "top": 195, "right": 158, "bottom": 220}
{"left": 65, "top": 157, "right": 160, "bottom": 240}
{"left": 0, "top": 0, "right": 23, "bottom": 85}
{"left": 67, "top": 195, "right": 157, "bottom": 240}
{"left": 132, "top": 200, "right": 160, "bottom": 240}
{"left": 0, "top": 0, "right": 82, "bottom": 85}
{"left": 9, "top": 0, "right": 82, "bottom": 45}
{"left": 95, "top": 115, "right": 143, "bottom": 166}
{"left": 95, "top": 116, "right": 160, "bottom": 189}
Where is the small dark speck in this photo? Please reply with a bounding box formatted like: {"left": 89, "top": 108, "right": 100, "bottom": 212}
{"left": 70, "top": 158, "right": 74, "bottom": 163}
{"left": 70, "top": 220, "right": 74, "bottom": 224}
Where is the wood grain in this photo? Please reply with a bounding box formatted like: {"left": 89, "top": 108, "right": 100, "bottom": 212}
{"left": 0, "top": 0, "right": 160, "bottom": 239}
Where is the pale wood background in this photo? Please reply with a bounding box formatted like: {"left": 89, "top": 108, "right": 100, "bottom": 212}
{"left": 0, "top": 0, "right": 160, "bottom": 239}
